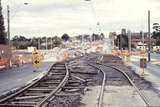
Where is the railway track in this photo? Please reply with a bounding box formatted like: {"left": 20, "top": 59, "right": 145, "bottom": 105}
{"left": 0, "top": 53, "right": 155, "bottom": 107}
{"left": 88, "top": 56, "right": 151, "bottom": 107}
{"left": 0, "top": 62, "right": 69, "bottom": 107}
{"left": 0, "top": 55, "right": 99, "bottom": 107}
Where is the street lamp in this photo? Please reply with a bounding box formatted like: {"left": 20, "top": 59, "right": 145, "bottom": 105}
{"left": 7, "top": 2, "right": 29, "bottom": 47}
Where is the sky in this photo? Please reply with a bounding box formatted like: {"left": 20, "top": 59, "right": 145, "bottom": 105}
{"left": 2, "top": 0, "right": 160, "bottom": 38}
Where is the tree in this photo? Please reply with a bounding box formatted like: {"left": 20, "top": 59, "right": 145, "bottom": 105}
{"left": 61, "top": 33, "right": 70, "bottom": 42}
{"left": 12, "top": 36, "right": 29, "bottom": 49}
{"left": 53, "top": 36, "right": 61, "bottom": 47}
{"left": 100, "top": 33, "right": 105, "bottom": 40}
{"left": 92, "top": 33, "right": 100, "bottom": 41}
{"left": 152, "top": 23, "right": 160, "bottom": 45}
{"left": 76, "top": 35, "right": 82, "bottom": 41}
{"left": 0, "top": 1, "right": 7, "bottom": 44}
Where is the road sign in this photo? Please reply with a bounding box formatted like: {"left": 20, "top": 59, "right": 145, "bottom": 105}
{"left": 32, "top": 52, "right": 41, "bottom": 70}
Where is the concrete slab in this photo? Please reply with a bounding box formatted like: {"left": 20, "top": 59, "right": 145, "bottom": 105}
{"left": 127, "top": 55, "right": 160, "bottom": 90}
{"left": 80, "top": 86, "right": 101, "bottom": 107}
{"left": 103, "top": 86, "right": 146, "bottom": 107}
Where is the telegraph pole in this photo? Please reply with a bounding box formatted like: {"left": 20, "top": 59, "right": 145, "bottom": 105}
{"left": 46, "top": 37, "right": 47, "bottom": 50}
{"left": 148, "top": 10, "right": 151, "bottom": 62}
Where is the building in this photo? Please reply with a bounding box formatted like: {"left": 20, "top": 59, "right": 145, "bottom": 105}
{"left": 130, "top": 32, "right": 156, "bottom": 47}
{"left": 121, "top": 28, "right": 126, "bottom": 35}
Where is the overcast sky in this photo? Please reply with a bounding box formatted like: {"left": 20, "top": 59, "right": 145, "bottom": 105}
{"left": 2, "top": 0, "right": 160, "bottom": 38}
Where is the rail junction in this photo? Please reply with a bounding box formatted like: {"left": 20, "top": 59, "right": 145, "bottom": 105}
{"left": 0, "top": 53, "right": 159, "bottom": 107}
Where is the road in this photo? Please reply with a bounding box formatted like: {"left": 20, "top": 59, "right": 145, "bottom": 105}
{"left": 0, "top": 61, "right": 53, "bottom": 95}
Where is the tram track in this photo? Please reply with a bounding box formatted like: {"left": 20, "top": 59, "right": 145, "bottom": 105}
{"left": 88, "top": 55, "right": 151, "bottom": 107}
{"left": 0, "top": 54, "right": 100, "bottom": 107}
{"left": 0, "top": 62, "right": 69, "bottom": 107}
{"left": 0, "top": 53, "right": 157, "bottom": 107}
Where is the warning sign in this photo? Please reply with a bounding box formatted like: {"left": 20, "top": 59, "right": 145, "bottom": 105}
{"left": 32, "top": 51, "right": 41, "bottom": 70}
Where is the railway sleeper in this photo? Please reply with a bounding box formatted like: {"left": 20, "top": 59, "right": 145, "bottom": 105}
{"left": 11, "top": 101, "right": 37, "bottom": 105}
{"left": 24, "top": 93, "right": 49, "bottom": 96}
{"left": 67, "top": 80, "right": 82, "bottom": 84}
{"left": 28, "top": 88, "right": 54, "bottom": 92}
{"left": 55, "top": 93, "right": 80, "bottom": 97}
{"left": 71, "top": 71, "right": 97, "bottom": 75}
{"left": 62, "top": 86, "right": 85, "bottom": 89}
{"left": 40, "top": 81, "right": 61, "bottom": 84}
{"left": 54, "top": 65, "right": 65, "bottom": 67}
{"left": 43, "top": 77, "right": 64, "bottom": 80}
{"left": 32, "top": 86, "right": 57, "bottom": 89}
{"left": 51, "top": 68, "right": 66, "bottom": 70}
{"left": 14, "top": 95, "right": 46, "bottom": 100}
{"left": 49, "top": 72, "right": 66, "bottom": 75}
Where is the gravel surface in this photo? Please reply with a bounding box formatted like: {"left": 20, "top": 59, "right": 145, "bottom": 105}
{"left": 102, "top": 54, "right": 160, "bottom": 106}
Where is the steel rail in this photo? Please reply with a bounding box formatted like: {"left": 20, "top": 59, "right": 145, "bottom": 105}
{"left": 98, "top": 63, "right": 151, "bottom": 107}
{"left": 87, "top": 63, "right": 106, "bottom": 107}
{"left": 37, "top": 63, "right": 70, "bottom": 107}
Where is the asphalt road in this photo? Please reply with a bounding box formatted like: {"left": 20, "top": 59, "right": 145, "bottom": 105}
{"left": 0, "top": 61, "right": 53, "bottom": 95}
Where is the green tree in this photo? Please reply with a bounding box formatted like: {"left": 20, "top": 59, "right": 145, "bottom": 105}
{"left": 61, "top": 33, "right": 70, "bottom": 41}
{"left": 0, "top": 1, "right": 7, "bottom": 44}
{"left": 12, "top": 36, "right": 29, "bottom": 49}
{"left": 152, "top": 23, "right": 160, "bottom": 45}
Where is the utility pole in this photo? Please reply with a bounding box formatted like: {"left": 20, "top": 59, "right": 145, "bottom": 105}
{"left": 38, "top": 38, "right": 40, "bottom": 50}
{"left": 148, "top": 10, "right": 151, "bottom": 62}
{"left": 128, "top": 30, "right": 131, "bottom": 54}
{"left": 46, "top": 37, "right": 47, "bottom": 50}
{"left": 120, "top": 34, "right": 122, "bottom": 51}
{"left": 7, "top": 5, "right": 10, "bottom": 47}
{"left": 51, "top": 38, "right": 53, "bottom": 49}
{"left": 142, "top": 31, "right": 144, "bottom": 48}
